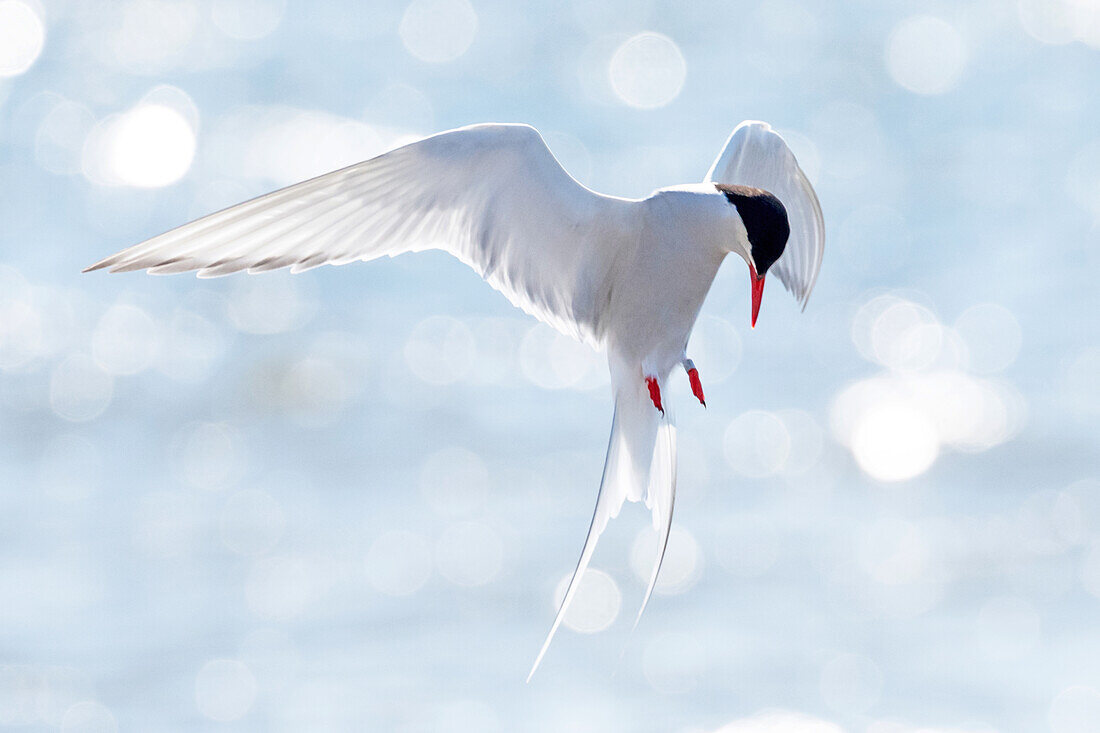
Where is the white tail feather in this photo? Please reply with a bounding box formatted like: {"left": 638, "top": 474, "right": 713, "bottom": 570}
{"left": 527, "top": 364, "right": 677, "bottom": 680}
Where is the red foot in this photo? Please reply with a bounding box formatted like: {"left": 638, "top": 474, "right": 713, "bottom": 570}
{"left": 687, "top": 368, "right": 706, "bottom": 408}
{"left": 645, "top": 376, "right": 663, "bottom": 414}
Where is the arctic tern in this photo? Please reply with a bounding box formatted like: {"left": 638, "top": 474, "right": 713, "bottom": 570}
{"left": 85, "top": 120, "right": 825, "bottom": 678}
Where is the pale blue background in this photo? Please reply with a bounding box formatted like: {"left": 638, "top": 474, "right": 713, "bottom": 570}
{"left": 1, "top": 1, "right": 1099, "bottom": 731}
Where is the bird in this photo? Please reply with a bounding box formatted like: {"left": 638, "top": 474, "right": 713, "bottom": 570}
{"left": 84, "top": 120, "right": 824, "bottom": 678}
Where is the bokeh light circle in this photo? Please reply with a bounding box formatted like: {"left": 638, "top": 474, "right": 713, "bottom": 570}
{"left": 723, "top": 410, "right": 791, "bottom": 477}
{"left": 59, "top": 701, "right": 117, "bottom": 733}
{"left": 194, "top": 659, "right": 257, "bottom": 722}
{"left": 404, "top": 316, "right": 475, "bottom": 385}
{"left": 777, "top": 409, "right": 825, "bottom": 476}
{"left": 608, "top": 32, "right": 686, "bottom": 109}
{"left": 870, "top": 300, "right": 943, "bottom": 372}
{"left": 400, "top": 0, "right": 478, "bottom": 63}
{"left": 552, "top": 568, "right": 621, "bottom": 633}
{"left": 50, "top": 355, "right": 113, "bottom": 422}
{"left": 1018, "top": 0, "right": 1079, "bottom": 45}
{"left": 518, "top": 324, "right": 602, "bottom": 390}
{"left": 0, "top": 0, "right": 45, "bottom": 77}
{"left": 630, "top": 525, "right": 702, "bottom": 595}
{"left": 1049, "top": 685, "right": 1100, "bottom": 733}
{"left": 176, "top": 422, "right": 241, "bottom": 491}
{"left": 886, "top": 16, "right": 967, "bottom": 95}
{"left": 84, "top": 100, "right": 198, "bottom": 188}
{"left": 229, "top": 274, "right": 313, "bottom": 334}
{"left": 116, "top": 104, "right": 195, "bottom": 187}
{"left": 91, "top": 304, "right": 160, "bottom": 375}
{"left": 850, "top": 401, "right": 939, "bottom": 481}
{"left": 36, "top": 99, "right": 95, "bottom": 176}
{"left": 245, "top": 554, "right": 326, "bottom": 619}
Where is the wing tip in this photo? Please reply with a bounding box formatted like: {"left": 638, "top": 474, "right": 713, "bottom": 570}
{"left": 82, "top": 259, "right": 112, "bottom": 274}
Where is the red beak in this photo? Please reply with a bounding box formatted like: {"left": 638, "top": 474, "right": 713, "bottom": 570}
{"left": 750, "top": 263, "right": 765, "bottom": 329}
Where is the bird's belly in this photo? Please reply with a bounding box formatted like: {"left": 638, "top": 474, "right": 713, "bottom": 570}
{"left": 605, "top": 281, "right": 711, "bottom": 376}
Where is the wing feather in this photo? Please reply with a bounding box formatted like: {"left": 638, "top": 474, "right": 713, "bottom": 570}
{"left": 86, "top": 123, "right": 629, "bottom": 346}
{"left": 706, "top": 121, "right": 825, "bottom": 308}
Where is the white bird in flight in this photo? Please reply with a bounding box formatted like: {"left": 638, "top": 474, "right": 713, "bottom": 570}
{"left": 85, "top": 120, "right": 824, "bottom": 678}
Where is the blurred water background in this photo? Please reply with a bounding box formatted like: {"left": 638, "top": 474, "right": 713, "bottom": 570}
{"left": 2, "top": 0, "right": 1100, "bottom": 731}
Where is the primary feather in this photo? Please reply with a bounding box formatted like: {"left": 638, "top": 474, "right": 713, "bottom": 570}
{"left": 86, "top": 123, "right": 630, "bottom": 348}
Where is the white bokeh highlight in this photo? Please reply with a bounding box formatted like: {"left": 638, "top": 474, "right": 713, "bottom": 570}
{"left": 609, "top": 32, "right": 686, "bottom": 109}
{"left": 519, "top": 324, "right": 604, "bottom": 390}
{"left": 552, "top": 568, "right": 620, "bottom": 633}
{"left": 724, "top": 410, "right": 791, "bottom": 478}
{"left": 0, "top": 0, "right": 45, "bottom": 77}
{"left": 92, "top": 304, "right": 160, "bottom": 376}
{"left": 851, "top": 400, "right": 939, "bottom": 482}
{"left": 36, "top": 99, "right": 95, "bottom": 176}
{"left": 886, "top": 16, "right": 967, "bottom": 95}
{"left": 1018, "top": 0, "right": 1100, "bottom": 48}
{"left": 630, "top": 525, "right": 702, "bottom": 595}
{"left": 404, "top": 316, "right": 475, "bottom": 385}
{"left": 836, "top": 293, "right": 1026, "bottom": 482}
{"left": 1049, "top": 685, "right": 1100, "bottom": 733}
{"left": 59, "top": 701, "right": 118, "bottom": 733}
{"left": 400, "top": 0, "right": 478, "bottom": 63}
{"left": 49, "top": 355, "right": 113, "bottom": 422}
{"left": 83, "top": 99, "right": 197, "bottom": 188}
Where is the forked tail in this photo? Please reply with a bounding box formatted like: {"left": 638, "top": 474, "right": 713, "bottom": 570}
{"left": 527, "top": 367, "right": 678, "bottom": 681}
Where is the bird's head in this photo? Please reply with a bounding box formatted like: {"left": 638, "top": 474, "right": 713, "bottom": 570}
{"left": 716, "top": 183, "right": 790, "bottom": 328}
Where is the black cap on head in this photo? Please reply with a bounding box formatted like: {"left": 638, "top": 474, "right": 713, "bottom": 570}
{"left": 715, "top": 184, "right": 790, "bottom": 275}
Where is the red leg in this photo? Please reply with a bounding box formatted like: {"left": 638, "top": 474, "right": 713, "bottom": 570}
{"left": 687, "top": 368, "right": 705, "bottom": 407}
{"left": 645, "top": 376, "right": 663, "bottom": 414}
{"left": 683, "top": 358, "right": 705, "bottom": 407}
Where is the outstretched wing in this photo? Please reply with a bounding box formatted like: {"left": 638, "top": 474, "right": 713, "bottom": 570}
{"left": 705, "top": 121, "right": 825, "bottom": 308}
{"left": 85, "top": 123, "right": 629, "bottom": 347}
{"left": 528, "top": 358, "right": 676, "bottom": 680}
